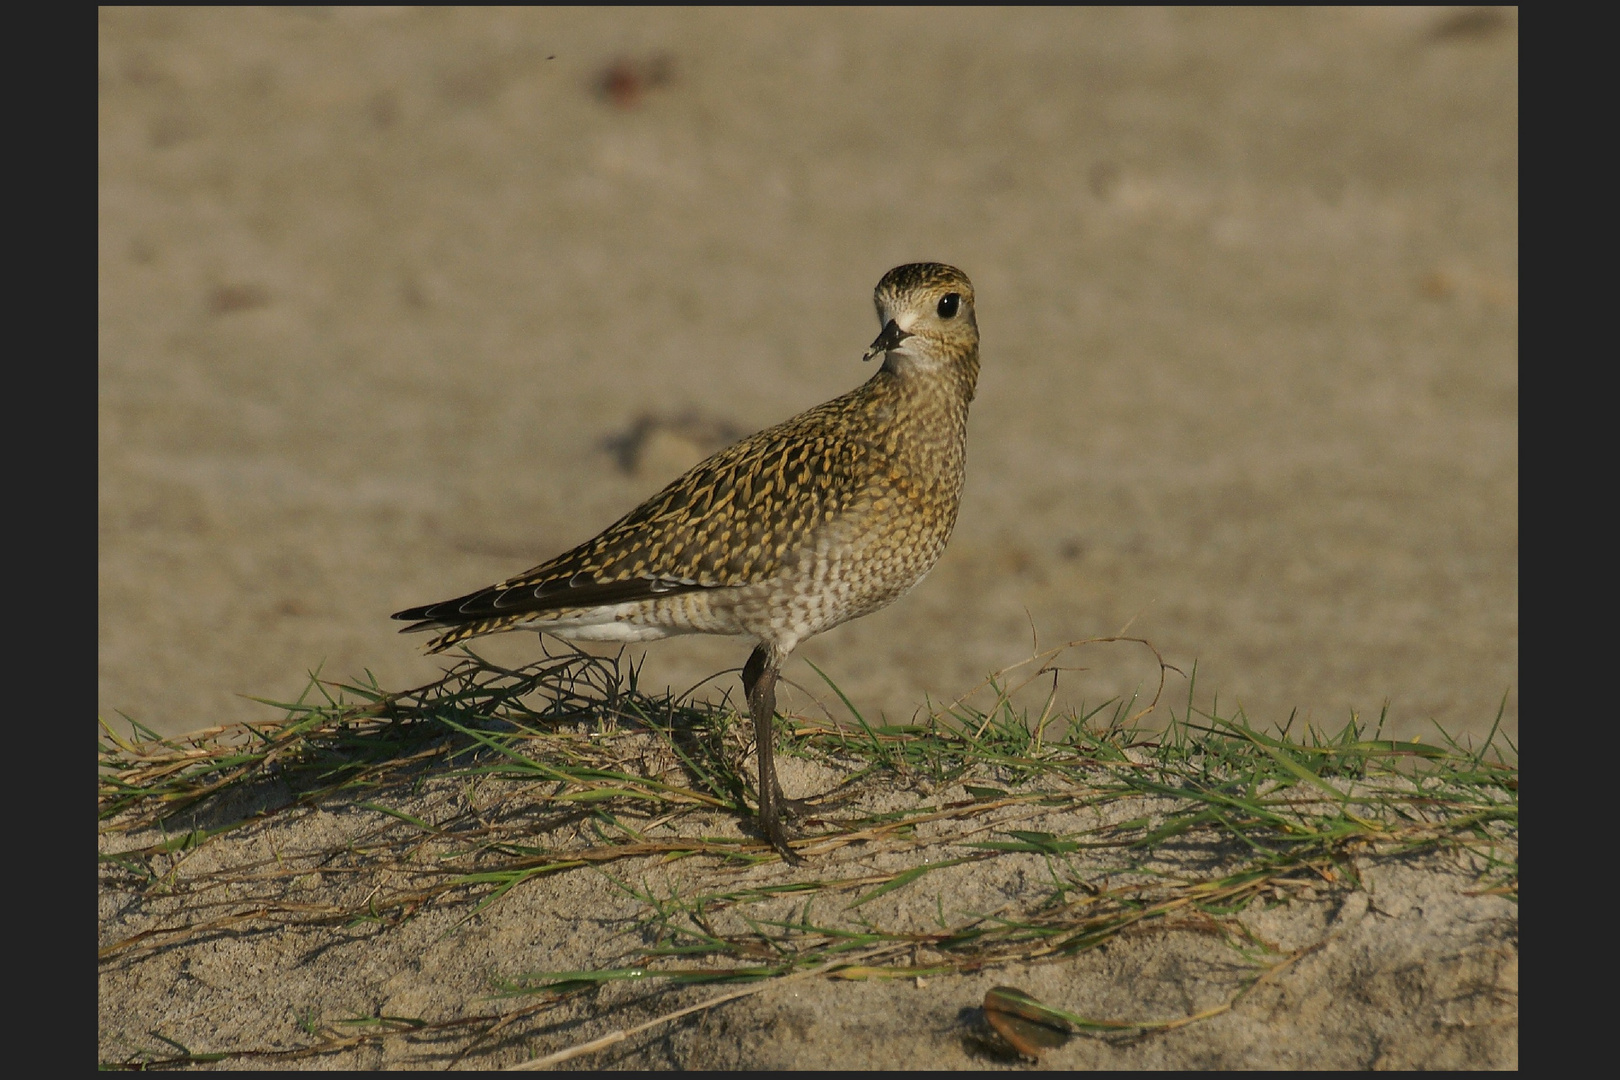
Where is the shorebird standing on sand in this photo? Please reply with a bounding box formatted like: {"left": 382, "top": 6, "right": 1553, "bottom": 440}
{"left": 393, "top": 263, "right": 980, "bottom": 861}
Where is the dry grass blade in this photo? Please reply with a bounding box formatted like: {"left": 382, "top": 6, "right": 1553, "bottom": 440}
{"left": 506, "top": 945, "right": 904, "bottom": 1070}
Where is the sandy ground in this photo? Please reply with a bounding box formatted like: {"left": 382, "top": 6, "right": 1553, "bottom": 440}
{"left": 98, "top": 8, "right": 1517, "bottom": 745}
{"left": 99, "top": 9, "right": 1518, "bottom": 1070}
{"left": 99, "top": 735, "right": 1517, "bottom": 1069}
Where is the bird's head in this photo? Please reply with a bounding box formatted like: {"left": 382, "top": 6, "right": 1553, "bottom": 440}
{"left": 863, "top": 262, "right": 979, "bottom": 374}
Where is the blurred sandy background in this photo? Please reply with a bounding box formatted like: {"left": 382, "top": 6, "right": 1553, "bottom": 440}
{"left": 98, "top": 8, "right": 1517, "bottom": 742}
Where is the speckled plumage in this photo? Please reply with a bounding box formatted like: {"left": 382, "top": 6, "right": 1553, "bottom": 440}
{"left": 396, "top": 263, "right": 978, "bottom": 653}
{"left": 393, "top": 262, "right": 980, "bottom": 858}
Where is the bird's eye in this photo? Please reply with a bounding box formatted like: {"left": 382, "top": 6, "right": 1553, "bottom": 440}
{"left": 937, "top": 293, "right": 961, "bottom": 319}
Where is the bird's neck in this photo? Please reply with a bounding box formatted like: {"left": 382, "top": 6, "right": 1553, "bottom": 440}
{"left": 877, "top": 346, "right": 980, "bottom": 412}
{"left": 866, "top": 347, "right": 978, "bottom": 470}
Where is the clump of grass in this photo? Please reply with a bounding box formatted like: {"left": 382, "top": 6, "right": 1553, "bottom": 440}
{"left": 98, "top": 640, "right": 1515, "bottom": 1068}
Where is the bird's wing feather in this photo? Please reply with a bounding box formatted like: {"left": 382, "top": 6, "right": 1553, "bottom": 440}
{"left": 392, "top": 573, "right": 714, "bottom": 628}
{"left": 392, "top": 382, "right": 884, "bottom": 634}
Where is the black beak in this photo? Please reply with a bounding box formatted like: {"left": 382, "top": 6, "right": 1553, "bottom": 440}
{"left": 863, "top": 319, "right": 913, "bottom": 362}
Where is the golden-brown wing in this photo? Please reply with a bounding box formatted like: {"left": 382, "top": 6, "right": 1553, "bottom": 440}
{"left": 392, "top": 384, "right": 882, "bottom": 641}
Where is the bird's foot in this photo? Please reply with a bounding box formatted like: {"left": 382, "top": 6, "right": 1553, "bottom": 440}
{"left": 775, "top": 794, "right": 816, "bottom": 822}
{"left": 758, "top": 810, "right": 805, "bottom": 865}
{"left": 774, "top": 783, "right": 859, "bottom": 821}
{"left": 757, "top": 786, "right": 858, "bottom": 862}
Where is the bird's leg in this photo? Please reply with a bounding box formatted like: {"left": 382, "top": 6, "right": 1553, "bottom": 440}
{"left": 742, "top": 643, "right": 801, "bottom": 863}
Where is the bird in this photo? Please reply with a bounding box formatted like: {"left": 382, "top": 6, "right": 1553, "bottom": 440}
{"left": 393, "top": 262, "right": 980, "bottom": 860}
